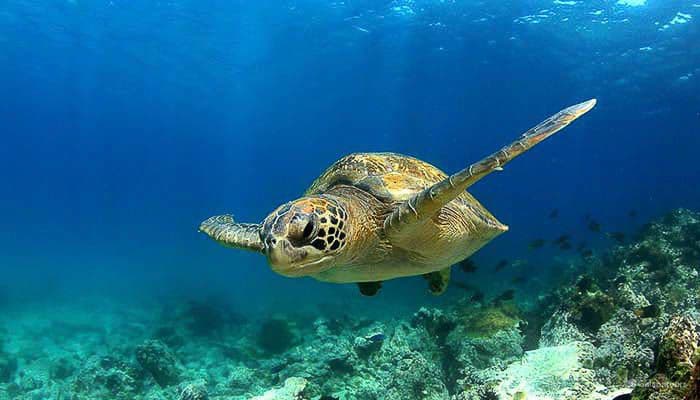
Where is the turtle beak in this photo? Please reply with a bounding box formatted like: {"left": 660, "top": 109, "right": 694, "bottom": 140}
{"left": 267, "top": 239, "right": 309, "bottom": 277}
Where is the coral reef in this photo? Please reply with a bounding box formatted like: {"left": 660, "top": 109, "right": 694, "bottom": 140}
{"left": 495, "top": 342, "right": 601, "bottom": 399}
{"left": 630, "top": 315, "right": 700, "bottom": 400}
{"left": 0, "top": 209, "right": 698, "bottom": 399}
{"left": 72, "top": 355, "right": 144, "bottom": 400}
{"left": 539, "top": 209, "right": 700, "bottom": 399}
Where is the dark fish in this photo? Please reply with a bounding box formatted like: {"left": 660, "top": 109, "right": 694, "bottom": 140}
{"left": 528, "top": 239, "right": 546, "bottom": 250}
{"left": 493, "top": 289, "right": 515, "bottom": 303}
{"left": 588, "top": 220, "right": 601, "bottom": 233}
{"left": 470, "top": 291, "right": 485, "bottom": 302}
{"left": 628, "top": 209, "right": 637, "bottom": 218}
{"left": 494, "top": 259, "right": 509, "bottom": 272}
{"left": 608, "top": 231, "right": 626, "bottom": 244}
{"left": 511, "top": 275, "right": 527, "bottom": 284}
{"left": 366, "top": 332, "right": 386, "bottom": 342}
{"left": 552, "top": 234, "right": 572, "bottom": 250}
{"left": 458, "top": 259, "right": 478, "bottom": 273}
{"left": 549, "top": 209, "right": 559, "bottom": 219}
{"left": 553, "top": 234, "right": 571, "bottom": 245}
{"left": 581, "top": 249, "right": 593, "bottom": 258}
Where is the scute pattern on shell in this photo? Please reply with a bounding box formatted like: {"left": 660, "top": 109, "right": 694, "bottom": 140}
{"left": 306, "top": 153, "right": 450, "bottom": 203}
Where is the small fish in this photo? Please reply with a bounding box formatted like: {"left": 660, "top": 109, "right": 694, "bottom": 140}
{"left": 353, "top": 25, "right": 371, "bottom": 33}
{"left": 470, "top": 291, "right": 485, "bottom": 302}
{"left": 366, "top": 332, "right": 386, "bottom": 342}
{"left": 494, "top": 259, "right": 509, "bottom": 272}
{"left": 528, "top": 239, "right": 546, "bottom": 250}
{"left": 511, "top": 275, "right": 527, "bottom": 284}
{"left": 511, "top": 259, "right": 527, "bottom": 268}
{"left": 493, "top": 289, "right": 515, "bottom": 303}
{"left": 608, "top": 231, "right": 626, "bottom": 244}
{"left": 553, "top": 234, "right": 571, "bottom": 244}
{"left": 549, "top": 209, "right": 559, "bottom": 219}
{"left": 628, "top": 209, "right": 637, "bottom": 218}
{"left": 458, "top": 259, "right": 478, "bottom": 273}
{"left": 580, "top": 249, "right": 593, "bottom": 258}
{"left": 588, "top": 220, "right": 601, "bottom": 233}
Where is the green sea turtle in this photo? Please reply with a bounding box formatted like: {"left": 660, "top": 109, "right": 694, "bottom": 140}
{"left": 200, "top": 99, "right": 596, "bottom": 296}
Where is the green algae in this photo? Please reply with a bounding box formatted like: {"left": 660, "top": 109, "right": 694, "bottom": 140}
{"left": 567, "top": 277, "right": 616, "bottom": 333}
{"left": 463, "top": 303, "right": 520, "bottom": 337}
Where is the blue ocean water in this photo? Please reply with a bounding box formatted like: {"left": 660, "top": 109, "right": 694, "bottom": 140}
{"left": 0, "top": 0, "right": 698, "bottom": 321}
{"left": 3, "top": 2, "right": 700, "bottom": 400}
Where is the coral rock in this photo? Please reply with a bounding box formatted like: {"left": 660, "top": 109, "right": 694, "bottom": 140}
{"left": 496, "top": 342, "right": 602, "bottom": 400}
{"left": 657, "top": 315, "right": 699, "bottom": 382}
{"left": 135, "top": 339, "right": 184, "bottom": 388}
{"left": 179, "top": 382, "right": 209, "bottom": 400}
{"left": 251, "top": 377, "right": 309, "bottom": 400}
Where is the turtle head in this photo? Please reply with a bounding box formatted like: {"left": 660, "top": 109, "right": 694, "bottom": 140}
{"left": 261, "top": 197, "right": 349, "bottom": 277}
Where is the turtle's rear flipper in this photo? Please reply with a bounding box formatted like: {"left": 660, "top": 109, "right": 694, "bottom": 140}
{"left": 357, "top": 281, "right": 382, "bottom": 296}
{"left": 199, "top": 215, "right": 264, "bottom": 253}
{"left": 423, "top": 267, "right": 451, "bottom": 296}
{"left": 384, "top": 99, "right": 597, "bottom": 236}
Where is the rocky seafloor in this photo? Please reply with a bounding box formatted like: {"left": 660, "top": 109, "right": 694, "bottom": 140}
{"left": 3, "top": 209, "right": 700, "bottom": 400}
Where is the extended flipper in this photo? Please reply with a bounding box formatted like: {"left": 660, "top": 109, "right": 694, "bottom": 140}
{"left": 384, "top": 99, "right": 597, "bottom": 236}
{"left": 357, "top": 281, "right": 382, "bottom": 296}
{"left": 199, "top": 215, "right": 264, "bottom": 252}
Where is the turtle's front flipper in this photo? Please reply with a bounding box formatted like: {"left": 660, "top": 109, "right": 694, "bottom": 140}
{"left": 383, "top": 99, "right": 596, "bottom": 236}
{"left": 199, "top": 215, "right": 264, "bottom": 253}
{"left": 423, "top": 267, "right": 451, "bottom": 296}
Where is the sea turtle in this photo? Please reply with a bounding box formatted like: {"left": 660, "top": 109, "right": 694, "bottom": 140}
{"left": 200, "top": 99, "right": 596, "bottom": 296}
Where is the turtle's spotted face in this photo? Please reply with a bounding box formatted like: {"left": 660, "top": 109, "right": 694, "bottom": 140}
{"left": 261, "top": 197, "right": 349, "bottom": 277}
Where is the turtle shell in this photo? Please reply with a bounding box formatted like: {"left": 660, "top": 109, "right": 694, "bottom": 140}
{"left": 305, "top": 152, "right": 488, "bottom": 211}
{"left": 305, "top": 153, "right": 446, "bottom": 202}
